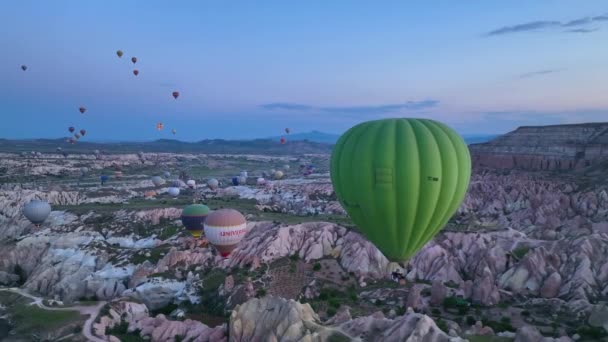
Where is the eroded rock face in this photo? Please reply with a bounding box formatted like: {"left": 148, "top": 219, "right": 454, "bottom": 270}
{"left": 469, "top": 123, "right": 608, "bottom": 170}
{"left": 93, "top": 300, "right": 227, "bottom": 342}
{"left": 229, "top": 296, "right": 463, "bottom": 342}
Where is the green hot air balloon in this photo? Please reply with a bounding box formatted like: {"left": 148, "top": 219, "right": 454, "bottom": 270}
{"left": 330, "top": 118, "right": 471, "bottom": 262}
{"left": 181, "top": 204, "right": 210, "bottom": 238}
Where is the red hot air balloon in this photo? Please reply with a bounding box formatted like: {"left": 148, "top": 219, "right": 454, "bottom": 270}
{"left": 172, "top": 91, "right": 179, "bottom": 99}
{"left": 68, "top": 127, "right": 75, "bottom": 133}
{"left": 280, "top": 137, "right": 286, "bottom": 145}
{"left": 80, "top": 129, "right": 86, "bottom": 136}
{"left": 133, "top": 69, "right": 139, "bottom": 76}
{"left": 79, "top": 107, "right": 86, "bottom": 114}
{"left": 156, "top": 122, "right": 164, "bottom": 131}
{"left": 131, "top": 57, "right": 137, "bottom": 64}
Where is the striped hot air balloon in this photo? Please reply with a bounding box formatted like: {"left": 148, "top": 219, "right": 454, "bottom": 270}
{"left": 181, "top": 204, "right": 209, "bottom": 238}
{"left": 204, "top": 209, "right": 248, "bottom": 257}
{"left": 156, "top": 122, "right": 163, "bottom": 131}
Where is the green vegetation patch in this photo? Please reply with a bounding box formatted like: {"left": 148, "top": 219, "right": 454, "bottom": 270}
{"left": 511, "top": 246, "right": 530, "bottom": 260}
{"left": 0, "top": 292, "right": 85, "bottom": 337}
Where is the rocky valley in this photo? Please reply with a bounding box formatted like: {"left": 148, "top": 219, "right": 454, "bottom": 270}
{"left": 0, "top": 125, "right": 607, "bottom": 342}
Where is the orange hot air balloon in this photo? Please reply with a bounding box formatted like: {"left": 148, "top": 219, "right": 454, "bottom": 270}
{"left": 131, "top": 57, "right": 137, "bottom": 64}
{"left": 80, "top": 129, "right": 86, "bottom": 136}
{"left": 156, "top": 122, "right": 164, "bottom": 131}
{"left": 172, "top": 91, "right": 179, "bottom": 99}
{"left": 79, "top": 107, "right": 86, "bottom": 114}
{"left": 280, "top": 137, "right": 286, "bottom": 145}
{"left": 133, "top": 69, "right": 139, "bottom": 76}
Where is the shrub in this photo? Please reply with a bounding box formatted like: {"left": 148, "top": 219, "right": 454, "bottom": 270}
{"left": 289, "top": 254, "right": 299, "bottom": 261}
{"left": 313, "top": 263, "right": 321, "bottom": 271}
{"left": 482, "top": 318, "right": 515, "bottom": 332}
{"left": 256, "top": 288, "right": 267, "bottom": 298}
{"left": 512, "top": 246, "right": 530, "bottom": 259}
{"left": 576, "top": 325, "right": 608, "bottom": 339}
{"left": 521, "top": 310, "right": 530, "bottom": 317}
{"left": 466, "top": 316, "right": 476, "bottom": 326}
{"left": 431, "top": 308, "right": 441, "bottom": 315}
{"left": 436, "top": 319, "right": 448, "bottom": 332}
{"left": 328, "top": 298, "right": 341, "bottom": 308}
{"left": 326, "top": 307, "right": 337, "bottom": 317}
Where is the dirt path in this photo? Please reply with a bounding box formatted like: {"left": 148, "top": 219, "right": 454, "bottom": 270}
{"left": 0, "top": 287, "right": 107, "bottom": 342}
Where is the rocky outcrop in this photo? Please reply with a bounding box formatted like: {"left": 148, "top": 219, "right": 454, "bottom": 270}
{"left": 470, "top": 123, "right": 608, "bottom": 170}
{"left": 133, "top": 314, "right": 227, "bottom": 342}
{"left": 229, "top": 296, "right": 463, "bottom": 342}
{"left": 93, "top": 300, "right": 227, "bottom": 342}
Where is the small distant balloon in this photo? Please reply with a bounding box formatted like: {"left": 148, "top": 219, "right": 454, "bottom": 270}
{"left": 156, "top": 122, "right": 163, "bottom": 131}
{"left": 79, "top": 107, "right": 86, "bottom": 114}
{"left": 168, "top": 187, "right": 180, "bottom": 197}
{"left": 172, "top": 129, "right": 176, "bottom": 135}
{"left": 21, "top": 65, "right": 27, "bottom": 71}
{"left": 172, "top": 91, "right": 179, "bottom": 99}
{"left": 207, "top": 178, "right": 219, "bottom": 190}
{"left": 74, "top": 133, "right": 81, "bottom": 140}
{"left": 68, "top": 127, "right": 75, "bottom": 133}
{"left": 23, "top": 200, "right": 51, "bottom": 227}
{"left": 133, "top": 69, "right": 139, "bottom": 76}
{"left": 116, "top": 50, "right": 123, "bottom": 58}
{"left": 131, "top": 57, "right": 137, "bottom": 64}
{"left": 285, "top": 128, "right": 290, "bottom": 134}
{"left": 280, "top": 137, "right": 286, "bottom": 145}
{"left": 80, "top": 129, "right": 86, "bottom": 136}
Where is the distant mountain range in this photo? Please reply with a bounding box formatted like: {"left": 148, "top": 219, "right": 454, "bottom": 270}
{"left": 269, "top": 131, "right": 497, "bottom": 145}
{"left": 0, "top": 131, "right": 498, "bottom": 155}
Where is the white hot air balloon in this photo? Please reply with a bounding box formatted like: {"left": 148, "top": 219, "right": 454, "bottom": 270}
{"left": 273, "top": 170, "right": 284, "bottom": 180}
{"left": 204, "top": 209, "right": 248, "bottom": 257}
{"left": 187, "top": 180, "right": 196, "bottom": 189}
{"left": 23, "top": 200, "right": 52, "bottom": 227}
{"left": 168, "top": 187, "right": 180, "bottom": 197}
{"left": 207, "top": 178, "right": 219, "bottom": 190}
{"left": 152, "top": 176, "right": 165, "bottom": 187}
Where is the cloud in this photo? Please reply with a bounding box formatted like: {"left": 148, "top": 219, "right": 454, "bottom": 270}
{"left": 563, "top": 17, "right": 592, "bottom": 27}
{"left": 485, "top": 13, "right": 607, "bottom": 36}
{"left": 593, "top": 14, "right": 608, "bottom": 21}
{"left": 260, "top": 100, "right": 439, "bottom": 115}
{"left": 565, "top": 28, "right": 599, "bottom": 33}
{"left": 260, "top": 103, "right": 314, "bottom": 111}
{"left": 487, "top": 21, "right": 561, "bottom": 36}
{"left": 519, "top": 68, "right": 564, "bottom": 79}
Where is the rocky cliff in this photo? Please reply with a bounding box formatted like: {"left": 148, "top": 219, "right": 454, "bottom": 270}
{"left": 469, "top": 122, "right": 608, "bottom": 170}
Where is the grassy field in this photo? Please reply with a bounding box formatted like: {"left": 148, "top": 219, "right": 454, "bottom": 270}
{"left": 56, "top": 195, "right": 353, "bottom": 228}
{"left": 0, "top": 292, "right": 85, "bottom": 340}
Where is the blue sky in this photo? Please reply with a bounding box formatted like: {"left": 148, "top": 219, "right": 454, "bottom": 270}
{"left": 1, "top": 1, "right": 608, "bottom": 141}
